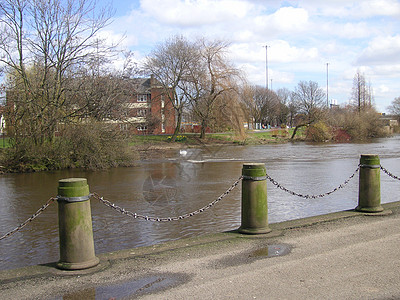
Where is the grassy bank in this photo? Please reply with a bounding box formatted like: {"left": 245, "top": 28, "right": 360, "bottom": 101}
{"left": 129, "top": 128, "right": 307, "bottom": 148}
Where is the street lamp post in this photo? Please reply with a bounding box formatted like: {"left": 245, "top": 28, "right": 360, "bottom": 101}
{"left": 265, "top": 45, "right": 269, "bottom": 90}
{"left": 326, "top": 62, "right": 329, "bottom": 108}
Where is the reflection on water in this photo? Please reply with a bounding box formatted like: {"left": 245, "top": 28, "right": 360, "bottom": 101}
{"left": 55, "top": 275, "right": 181, "bottom": 300}
{"left": 1, "top": 136, "right": 400, "bottom": 270}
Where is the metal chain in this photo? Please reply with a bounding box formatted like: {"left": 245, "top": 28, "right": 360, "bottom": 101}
{"left": 0, "top": 197, "right": 56, "bottom": 241}
{"left": 93, "top": 176, "right": 243, "bottom": 222}
{"left": 380, "top": 165, "right": 400, "bottom": 181}
{"left": 265, "top": 165, "right": 360, "bottom": 199}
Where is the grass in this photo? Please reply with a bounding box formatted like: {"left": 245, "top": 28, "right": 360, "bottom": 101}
{"left": 129, "top": 134, "right": 169, "bottom": 145}
{"left": 127, "top": 128, "right": 307, "bottom": 147}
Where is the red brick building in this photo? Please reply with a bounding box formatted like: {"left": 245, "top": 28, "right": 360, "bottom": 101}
{"left": 125, "top": 77, "right": 175, "bottom": 135}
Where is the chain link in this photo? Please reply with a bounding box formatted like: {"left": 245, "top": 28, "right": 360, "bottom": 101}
{"left": 265, "top": 165, "right": 360, "bottom": 199}
{"left": 380, "top": 165, "right": 400, "bottom": 181}
{"left": 0, "top": 197, "right": 56, "bottom": 241}
{"left": 93, "top": 176, "right": 243, "bottom": 222}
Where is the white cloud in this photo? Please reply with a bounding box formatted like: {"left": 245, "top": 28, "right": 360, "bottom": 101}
{"left": 357, "top": 35, "right": 400, "bottom": 65}
{"left": 254, "top": 7, "right": 309, "bottom": 34}
{"left": 299, "top": 0, "right": 400, "bottom": 18}
{"left": 330, "top": 22, "right": 372, "bottom": 39}
{"left": 358, "top": 0, "right": 400, "bottom": 18}
{"left": 270, "top": 7, "right": 309, "bottom": 31}
{"left": 373, "top": 64, "right": 400, "bottom": 76}
{"left": 378, "top": 84, "right": 390, "bottom": 93}
{"left": 230, "top": 40, "right": 319, "bottom": 65}
{"left": 140, "top": 0, "right": 253, "bottom": 27}
{"left": 270, "top": 40, "right": 319, "bottom": 63}
{"left": 96, "top": 30, "right": 137, "bottom": 48}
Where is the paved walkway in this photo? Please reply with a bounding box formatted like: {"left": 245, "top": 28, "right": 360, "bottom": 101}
{"left": 1, "top": 202, "right": 400, "bottom": 299}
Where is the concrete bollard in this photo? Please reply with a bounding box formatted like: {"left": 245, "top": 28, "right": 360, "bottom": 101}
{"left": 355, "top": 154, "right": 383, "bottom": 213}
{"left": 56, "top": 178, "right": 99, "bottom": 270}
{"left": 238, "top": 163, "right": 271, "bottom": 234}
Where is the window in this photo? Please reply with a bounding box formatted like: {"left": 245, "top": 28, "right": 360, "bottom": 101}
{"left": 137, "top": 125, "right": 148, "bottom": 131}
{"left": 120, "top": 123, "right": 129, "bottom": 131}
{"left": 137, "top": 109, "right": 147, "bottom": 117}
{"left": 137, "top": 94, "right": 147, "bottom": 102}
{"left": 161, "top": 95, "right": 165, "bottom": 108}
{"left": 162, "top": 122, "right": 165, "bottom": 133}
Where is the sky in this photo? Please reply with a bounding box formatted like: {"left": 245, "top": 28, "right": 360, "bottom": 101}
{"left": 98, "top": 0, "right": 400, "bottom": 113}
{"left": 2, "top": 0, "right": 399, "bottom": 112}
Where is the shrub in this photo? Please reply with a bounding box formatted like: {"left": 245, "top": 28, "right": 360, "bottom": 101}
{"left": 2, "top": 122, "right": 138, "bottom": 172}
{"left": 339, "top": 108, "right": 387, "bottom": 140}
{"left": 306, "top": 121, "right": 332, "bottom": 142}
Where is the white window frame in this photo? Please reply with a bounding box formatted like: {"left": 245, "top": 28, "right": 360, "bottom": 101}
{"left": 137, "top": 94, "right": 147, "bottom": 102}
{"left": 137, "top": 125, "right": 148, "bottom": 131}
{"left": 137, "top": 109, "right": 147, "bottom": 117}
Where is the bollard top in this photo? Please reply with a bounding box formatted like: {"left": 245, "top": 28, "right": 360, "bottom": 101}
{"left": 360, "top": 154, "right": 380, "bottom": 166}
{"left": 58, "top": 178, "right": 90, "bottom": 198}
{"left": 59, "top": 178, "right": 88, "bottom": 186}
{"left": 242, "top": 163, "right": 266, "bottom": 178}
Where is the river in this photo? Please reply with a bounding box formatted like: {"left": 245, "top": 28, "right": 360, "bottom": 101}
{"left": 1, "top": 136, "right": 400, "bottom": 270}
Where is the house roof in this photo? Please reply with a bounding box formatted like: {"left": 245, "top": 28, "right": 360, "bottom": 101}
{"left": 130, "top": 78, "right": 152, "bottom": 94}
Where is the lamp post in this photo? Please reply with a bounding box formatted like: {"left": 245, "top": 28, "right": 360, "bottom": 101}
{"left": 326, "top": 62, "right": 329, "bottom": 108}
{"left": 265, "top": 45, "right": 270, "bottom": 90}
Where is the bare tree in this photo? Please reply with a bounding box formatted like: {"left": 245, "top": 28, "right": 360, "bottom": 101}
{"left": 0, "top": 0, "right": 115, "bottom": 145}
{"left": 144, "top": 36, "right": 198, "bottom": 142}
{"left": 388, "top": 96, "right": 400, "bottom": 121}
{"left": 68, "top": 50, "right": 138, "bottom": 122}
{"left": 351, "top": 70, "right": 374, "bottom": 112}
{"left": 241, "top": 85, "right": 279, "bottom": 129}
{"left": 183, "top": 39, "right": 242, "bottom": 139}
{"left": 291, "top": 80, "right": 326, "bottom": 139}
{"left": 213, "top": 88, "right": 246, "bottom": 139}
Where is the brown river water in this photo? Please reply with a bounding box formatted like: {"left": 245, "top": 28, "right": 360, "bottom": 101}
{"left": 1, "top": 136, "right": 400, "bottom": 270}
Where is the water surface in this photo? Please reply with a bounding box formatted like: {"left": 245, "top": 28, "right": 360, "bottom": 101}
{"left": 1, "top": 136, "right": 400, "bottom": 270}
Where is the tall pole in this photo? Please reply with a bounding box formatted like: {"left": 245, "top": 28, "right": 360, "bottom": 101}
{"left": 326, "top": 62, "right": 329, "bottom": 107}
{"left": 266, "top": 45, "right": 268, "bottom": 90}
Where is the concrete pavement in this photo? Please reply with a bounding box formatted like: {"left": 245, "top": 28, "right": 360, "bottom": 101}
{"left": 1, "top": 201, "right": 400, "bottom": 299}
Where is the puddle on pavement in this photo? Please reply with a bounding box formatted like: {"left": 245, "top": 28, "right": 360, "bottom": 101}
{"left": 209, "top": 244, "right": 292, "bottom": 269}
{"left": 250, "top": 244, "right": 291, "bottom": 258}
{"left": 54, "top": 273, "right": 185, "bottom": 300}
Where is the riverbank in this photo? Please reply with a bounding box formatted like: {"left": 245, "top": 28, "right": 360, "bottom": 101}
{"left": 132, "top": 129, "right": 307, "bottom": 160}
{"left": 0, "top": 129, "right": 305, "bottom": 172}
{"left": 1, "top": 201, "right": 400, "bottom": 299}
{"left": 131, "top": 128, "right": 306, "bottom": 149}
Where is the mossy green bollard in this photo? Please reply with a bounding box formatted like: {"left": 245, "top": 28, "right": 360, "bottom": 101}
{"left": 57, "top": 178, "right": 99, "bottom": 270}
{"left": 356, "top": 154, "right": 383, "bottom": 213}
{"left": 239, "top": 163, "right": 271, "bottom": 234}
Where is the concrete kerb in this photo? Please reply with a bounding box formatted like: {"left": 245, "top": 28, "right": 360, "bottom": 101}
{"left": 1, "top": 200, "right": 398, "bottom": 283}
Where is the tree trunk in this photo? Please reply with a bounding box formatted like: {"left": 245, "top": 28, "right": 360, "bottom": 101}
{"left": 290, "top": 124, "right": 306, "bottom": 140}
{"left": 199, "top": 119, "right": 207, "bottom": 139}
{"left": 170, "top": 109, "right": 182, "bottom": 142}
